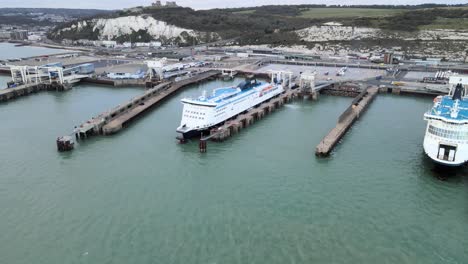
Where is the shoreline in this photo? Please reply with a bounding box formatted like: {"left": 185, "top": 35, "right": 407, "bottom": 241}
{"left": 0, "top": 40, "right": 93, "bottom": 52}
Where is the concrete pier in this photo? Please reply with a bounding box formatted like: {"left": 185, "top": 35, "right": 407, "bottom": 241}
{"left": 378, "top": 86, "right": 444, "bottom": 96}
{"left": 81, "top": 77, "right": 115, "bottom": 86}
{"left": 0, "top": 82, "right": 70, "bottom": 102}
{"left": 200, "top": 89, "right": 299, "bottom": 144}
{"left": 101, "top": 82, "right": 172, "bottom": 134}
{"left": 268, "top": 59, "right": 389, "bottom": 70}
{"left": 75, "top": 70, "right": 220, "bottom": 138}
{"left": 315, "top": 87, "right": 379, "bottom": 157}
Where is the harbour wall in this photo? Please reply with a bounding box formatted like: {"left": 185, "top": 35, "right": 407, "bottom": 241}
{"left": 0, "top": 82, "right": 70, "bottom": 102}
{"left": 200, "top": 88, "right": 300, "bottom": 145}
{"left": 74, "top": 70, "right": 221, "bottom": 139}
{"left": 316, "top": 87, "right": 379, "bottom": 156}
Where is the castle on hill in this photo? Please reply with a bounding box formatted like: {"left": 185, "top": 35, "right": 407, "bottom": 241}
{"left": 152, "top": 1, "right": 178, "bottom": 7}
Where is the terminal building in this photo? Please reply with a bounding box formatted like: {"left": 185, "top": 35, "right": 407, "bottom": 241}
{"left": 0, "top": 30, "right": 29, "bottom": 40}
{"left": 10, "top": 30, "right": 29, "bottom": 40}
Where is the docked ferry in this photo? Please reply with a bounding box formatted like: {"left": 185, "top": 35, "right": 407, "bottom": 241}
{"left": 423, "top": 76, "right": 468, "bottom": 166}
{"left": 177, "top": 73, "right": 285, "bottom": 139}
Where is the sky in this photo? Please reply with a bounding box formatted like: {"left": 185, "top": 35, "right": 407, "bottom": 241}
{"left": 0, "top": 0, "right": 465, "bottom": 10}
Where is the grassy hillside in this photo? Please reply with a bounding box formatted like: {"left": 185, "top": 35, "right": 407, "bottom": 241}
{"left": 222, "top": 5, "right": 468, "bottom": 32}
{"left": 0, "top": 8, "right": 112, "bottom": 17}
{"left": 49, "top": 5, "right": 468, "bottom": 46}
{"left": 0, "top": 8, "right": 113, "bottom": 26}
{"left": 299, "top": 8, "right": 404, "bottom": 18}
{"left": 419, "top": 18, "right": 468, "bottom": 30}
{"left": 378, "top": 7, "right": 468, "bottom": 31}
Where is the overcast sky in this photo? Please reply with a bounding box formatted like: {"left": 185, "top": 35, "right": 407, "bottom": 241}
{"left": 0, "top": 0, "right": 465, "bottom": 10}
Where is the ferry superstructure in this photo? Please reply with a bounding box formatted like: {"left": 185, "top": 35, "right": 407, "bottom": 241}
{"left": 177, "top": 73, "right": 285, "bottom": 139}
{"left": 423, "top": 76, "right": 468, "bottom": 166}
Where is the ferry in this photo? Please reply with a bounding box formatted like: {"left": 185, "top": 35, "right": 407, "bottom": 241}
{"left": 423, "top": 76, "right": 468, "bottom": 166}
{"left": 177, "top": 73, "right": 285, "bottom": 139}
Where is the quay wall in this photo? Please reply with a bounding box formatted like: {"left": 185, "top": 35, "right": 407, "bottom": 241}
{"left": 316, "top": 87, "right": 379, "bottom": 156}
{"left": 267, "top": 59, "right": 388, "bottom": 70}
{"left": 0, "top": 82, "right": 70, "bottom": 103}
{"left": 75, "top": 70, "right": 220, "bottom": 138}
{"left": 82, "top": 77, "right": 115, "bottom": 86}
{"left": 320, "top": 83, "right": 362, "bottom": 97}
{"left": 200, "top": 89, "right": 300, "bottom": 144}
{"left": 378, "top": 86, "right": 443, "bottom": 97}
{"left": 265, "top": 59, "right": 468, "bottom": 73}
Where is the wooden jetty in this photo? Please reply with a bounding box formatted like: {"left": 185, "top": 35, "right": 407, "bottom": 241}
{"left": 74, "top": 70, "right": 220, "bottom": 139}
{"left": 315, "top": 87, "right": 379, "bottom": 156}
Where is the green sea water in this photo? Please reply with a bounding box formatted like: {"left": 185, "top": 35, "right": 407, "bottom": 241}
{"left": 1, "top": 45, "right": 468, "bottom": 264}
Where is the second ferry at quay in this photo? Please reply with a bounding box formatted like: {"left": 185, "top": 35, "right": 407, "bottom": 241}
{"left": 177, "top": 72, "right": 285, "bottom": 139}
{"left": 423, "top": 75, "right": 468, "bottom": 166}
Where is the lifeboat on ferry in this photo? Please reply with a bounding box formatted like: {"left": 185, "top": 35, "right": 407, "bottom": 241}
{"left": 433, "top": 95, "right": 443, "bottom": 103}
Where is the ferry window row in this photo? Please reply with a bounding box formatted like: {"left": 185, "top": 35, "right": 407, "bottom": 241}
{"left": 185, "top": 110, "right": 205, "bottom": 116}
{"left": 183, "top": 114, "right": 204, "bottom": 120}
{"left": 428, "top": 125, "right": 468, "bottom": 140}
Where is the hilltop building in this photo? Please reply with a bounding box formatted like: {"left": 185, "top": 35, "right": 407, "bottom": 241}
{"left": 151, "top": 0, "right": 178, "bottom": 7}
{"left": 166, "top": 1, "right": 178, "bottom": 7}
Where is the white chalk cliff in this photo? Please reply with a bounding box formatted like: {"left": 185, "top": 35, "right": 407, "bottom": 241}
{"left": 297, "top": 25, "right": 468, "bottom": 42}
{"left": 93, "top": 16, "right": 194, "bottom": 40}
{"left": 56, "top": 15, "right": 217, "bottom": 43}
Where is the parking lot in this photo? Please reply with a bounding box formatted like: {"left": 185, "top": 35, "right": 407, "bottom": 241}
{"left": 258, "top": 64, "right": 386, "bottom": 82}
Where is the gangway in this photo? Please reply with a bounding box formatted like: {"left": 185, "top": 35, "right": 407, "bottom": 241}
{"left": 9, "top": 65, "right": 66, "bottom": 86}
{"left": 221, "top": 69, "right": 238, "bottom": 80}
{"left": 146, "top": 59, "right": 167, "bottom": 81}
{"left": 267, "top": 70, "right": 294, "bottom": 89}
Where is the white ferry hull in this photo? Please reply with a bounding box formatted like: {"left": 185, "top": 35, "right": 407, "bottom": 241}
{"left": 423, "top": 137, "right": 466, "bottom": 167}
{"left": 423, "top": 121, "right": 468, "bottom": 167}
{"left": 177, "top": 80, "right": 284, "bottom": 139}
{"left": 422, "top": 78, "right": 468, "bottom": 167}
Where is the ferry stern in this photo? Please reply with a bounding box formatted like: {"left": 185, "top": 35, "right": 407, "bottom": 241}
{"left": 423, "top": 77, "right": 468, "bottom": 167}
